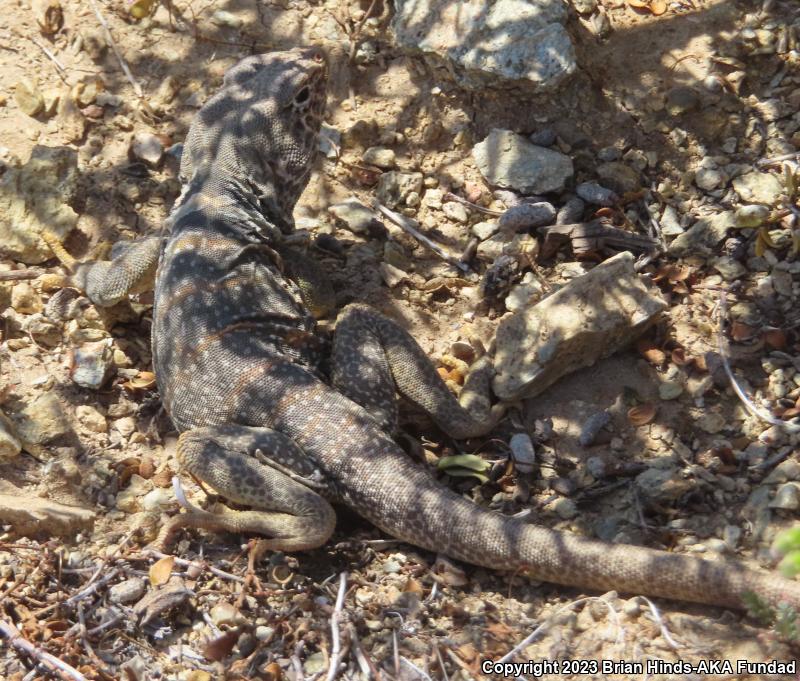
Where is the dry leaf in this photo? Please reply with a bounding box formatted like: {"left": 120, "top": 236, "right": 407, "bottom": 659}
{"left": 763, "top": 328, "right": 787, "bottom": 350}
{"left": 263, "top": 662, "right": 283, "bottom": 681}
{"left": 628, "top": 404, "right": 656, "bottom": 426}
{"left": 649, "top": 0, "right": 667, "bottom": 14}
{"left": 781, "top": 407, "right": 800, "bottom": 420}
{"left": 124, "top": 371, "right": 157, "bottom": 390}
{"left": 637, "top": 339, "right": 666, "bottom": 365}
{"left": 627, "top": 0, "right": 648, "bottom": 7}
{"left": 149, "top": 555, "right": 175, "bottom": 586}
{"left": 731, "top": 321, "right": 756, "bottom": 341}
{"left": 203, "top": 630, "right": 238, "bottom": 662}
{"left": 693, "top": 354, "right": 708, "bottom": 372}
{"left": 403, "top": 577, "right": 424, "bottom": 596}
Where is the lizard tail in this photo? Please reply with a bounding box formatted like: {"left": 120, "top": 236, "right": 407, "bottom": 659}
{"left": 370, "top": 468, "right": 800, "bottom": 612}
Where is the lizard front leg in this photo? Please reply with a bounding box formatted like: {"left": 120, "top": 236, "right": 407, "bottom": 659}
{"left": 331, "top": 303, "right": 504, "bottom": 439}
{"left": 70, "top": 236, "right": 162, "bottom": 307}
{"left": 155, "top": 425, "right": 336, "bottom": 553}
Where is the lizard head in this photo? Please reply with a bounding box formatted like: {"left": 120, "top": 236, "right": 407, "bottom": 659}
{"left": 180, "top": 47, "right": 328, "bottom": 234}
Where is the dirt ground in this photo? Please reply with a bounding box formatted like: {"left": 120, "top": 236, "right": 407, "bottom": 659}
{"left": 1, "top": 0, "right": 800, "bottom": 678}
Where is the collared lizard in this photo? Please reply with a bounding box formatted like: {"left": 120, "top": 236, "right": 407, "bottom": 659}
{"left": 74, "top": 47, "right": 800, "bottom": 614}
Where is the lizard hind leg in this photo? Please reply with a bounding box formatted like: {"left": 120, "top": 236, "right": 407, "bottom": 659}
{"left": 155, "top": 425, "right": 336, "bottom": 554}
{"left": 332, "top": 303, "right": 503, "bottom": 440}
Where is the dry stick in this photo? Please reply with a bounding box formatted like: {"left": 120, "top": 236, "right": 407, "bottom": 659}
{"left": 442, "top": 192, "right": 503, "bottom": 217}
{"left": 141, "top": 549, "right": 246, "bottom": 583}
{"left": 497, "top": 597, "right": 599, "bottom": 664}
{"left": 325, "top": 572, "right": 348, "bottom": 681}
{"left": 0, "top": 269, "right": 43, "bottom": 282}
{"left": 639, "top": 597, "right": 681, "bottom": 650}
{"left": 33, "top": 569, "right": 120, "bottom": 619}
{"left": 716, "top": 290, "right": 800, "bottom": 434}
{"left": 758, "top": 152, "right": 800, "bottom": 167}
{"left": 0, "top": 618, "right": 89, "bottom": 681}
{"left": 84, "top": 529, "right": 135, "bottom": 589}
{"left": 87, "top": 0, "right": 144, "bottom": 99}
{"left": 30, "top": 36, "right": 68, "bottom": 81}
{"left": 372, "top": 202, "right": 470, "bottom": 273}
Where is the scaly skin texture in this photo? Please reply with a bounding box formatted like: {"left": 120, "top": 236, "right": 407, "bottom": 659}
{"left": 81, "top": 48, "right": 800, "bottom": 615}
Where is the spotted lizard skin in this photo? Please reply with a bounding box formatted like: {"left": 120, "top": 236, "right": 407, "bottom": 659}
{"left": 80, "top": 48, "right": 800, "bottom": 613}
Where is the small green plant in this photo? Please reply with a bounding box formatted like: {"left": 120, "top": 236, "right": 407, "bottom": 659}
{"left": 772, "top": 526, "right": 800, "bottom": 578}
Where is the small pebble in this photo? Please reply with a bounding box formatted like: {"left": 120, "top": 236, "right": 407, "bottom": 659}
{"left": 576, "top": 181, "right": 618, "bottom": 207}
{"left": 109, "top": 578, "right": 146, "bottom": 604}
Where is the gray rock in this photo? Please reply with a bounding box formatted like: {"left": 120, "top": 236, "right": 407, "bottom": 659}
{"left": 318, "top": 123, "right": 340, "bottom": 159}
{"left": 572, "top": 0, "right": 597, "bottom": 14}
{"left": 0, "top": 413, "right": 21, "bottom": 462}
{"left": 659, "top": 205, "right": 683, "bottom": 236}
{"left": 362, "top": 146, "right": 396, "bottom": 169}
{"left": 509, "top": 432, "right": 536, "bottom": 474}
{"left": 70, "top": 340, "right": 115, "bottom": 390}
{"left": 556, "top": 196, "right": 585, "bottom": 224}
{"left": 0, "top": 145, "right": 79, "bottom": 264}
{"left": 770, "top": 483, "right": 800, "bottom": 510}
{"left": 596, "top": 162, "right": 640, "bottom": 194}
{"left": 597, "top": 146, "right": 620, "bottom": 162}
{"left": 442, "top": 201, "right": 469, "bottom": 223}
{"left": 392, "top": 0, "right": 576, "bottom": 91}
{"left": 376, "top": 171, "right": 423, "bottom": 209}
{"left": 493, "top": 252, "right": 666, "bottom": 400}
{"left": 109, "top": 578, "right": 146, "bottom": 604}
{"left": 576, "top": 181, "right": 618, "bottom": 206}
{"left": 712, "top": 256, "right": 746, "bottom": 281}
{"left": 13, "top": 393, "right": 71, "bottom": 447}
{"left": 732, "top": 171, "right": 784, "bottom": 205}
{"left": 498, "top": 202, "right": 556, "bottom": 232}
{"left": 472, "top": 220, "right": 499, "bottom": 240}
{"left": 0, "top": 485, "right": 94, "bottom": 537}
{"left": 635, "top": 467, "right": 695, "bottom": 504}
{"left": 130, "top": 132, "right": 163, "bottom": 167}
{"left": 330, "top": 198, "right": 381, "bottom": 234}
{"left": 668, "top": 211, "right": 736, "bottom": 256}
{"left": 529, "top": 127, "right": 556, "bottom": 146}
{"left": 735, "top": 204, "right": 769, "bottom": 227}
{"left": 472, "top": 129, "right": 573, "bottom": 194}
{"left": 695, "top": 167, "right": 725, "bottom": 191}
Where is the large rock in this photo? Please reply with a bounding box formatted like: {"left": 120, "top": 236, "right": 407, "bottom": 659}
{"left": 667, "top": 211, "right": 736, "bottom": 257}
{"left": 493, "top": 252, "right": 666, "bottom": 400}
{"left": 0, "top": 145, "right": 79, "bottom": 264}
{"left": 392, "top": 0, "right": 576, "bottom": 91}
{"left": 0, "top": 483, "right": 94, "bottom": 538}
{"left": 732, "top": 171, "right": 784, "bottom": 205}
{"left": 473, "top": 129, "right": 573, "bottom": 194}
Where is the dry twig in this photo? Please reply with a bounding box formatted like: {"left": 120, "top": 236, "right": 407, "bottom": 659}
{"left": 373, "top": 202, "right": 470, "bottom": 272}
{"left": 325, "top": 571, "right": 348, "bottom": 681}
{"left": 717, "top": 290, "right": 800, "bottom": 434}
{"left": 87, "top": 0, "right": 144, "bottom": 98}
{"left": 0, "top": 617, "right": 89, "bottom": 681}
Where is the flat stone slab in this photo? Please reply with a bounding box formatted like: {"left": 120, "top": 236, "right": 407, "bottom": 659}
{"left": 392, "top": 0, "right": 576, "bottom": 91}
{"left": 667, "top": 211, "right": 736, "bottom": 257}
{"left": 0, "top": 485, "right": 95, "bottom": 538}
{"left": 473, "top": 129, "right": 573, "bottom": 194}
{"left": 493, "top": 252, "right": 667, "bottom": 400}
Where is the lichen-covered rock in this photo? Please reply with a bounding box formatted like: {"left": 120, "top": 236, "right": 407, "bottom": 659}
{"left": 473, "top": 129, "right": 573, "bottom": 194}
{"left": 493, "top": 252, "right": 666, "bottom": 400}
{"left": 392, "top": 0, "right": 576, "bottom": 91}
{"left": 0, "top": 145, "right": 79, "bottom": 264}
